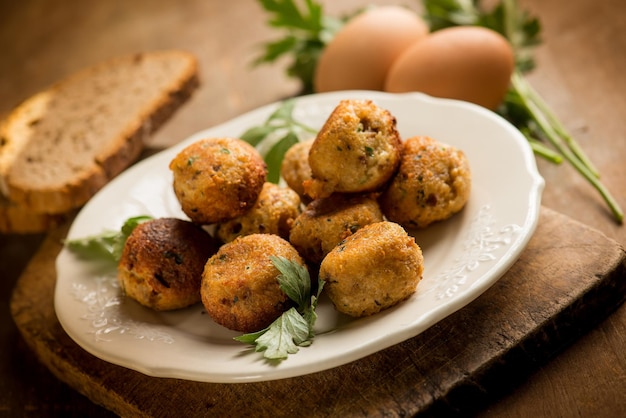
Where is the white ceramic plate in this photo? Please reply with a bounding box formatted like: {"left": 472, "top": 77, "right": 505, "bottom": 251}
{"left": 55, "top": 91, "right": 544, "bottom": 383}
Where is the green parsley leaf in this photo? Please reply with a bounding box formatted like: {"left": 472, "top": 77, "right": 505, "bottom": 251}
{"left": 240, "top": 99, "right": 317, "bottom": 184}
{"left": 271, "top": 254, "right": 311, "bottom": 308}
{"left": 234, "top": 256, "right": 324, "bottom": 360}
{"left": 251, "top": 307, "right": 310, "bottom": 359}
{"left": 64, "top": 215, "right": 153, "bottom": 262}
{"left": 267, "top": 96, "right": 298, "bottom": 122}
{"left": 302, "top": 279, "right": 324, "bottom": 340}
{"left": 240, "top": 125, "right": 276, "bottom": 147}
{"left": 254, "top": 0, "right": 345, "bottom": 92}
{"left": 264, "top": 132, "right": 300, "bottom": 183}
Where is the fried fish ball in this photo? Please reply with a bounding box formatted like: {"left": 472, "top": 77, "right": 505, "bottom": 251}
{"left": 169, "top": 137, "right": 267, "bottom": 225}
{"left": 380, "top": 136, "right": 471, "bottom": 229}
{"left": 303, "top": 99, "right": 402, "bottom": 199}
{"left": 319, "top": 221, "right": 423, "bottom": 317}
{"left": 280, "top": 138, "right": 314, "bottom": 201}
{"left": 215, "top": 182, "right": 302, "bottom": 243}
{"left": 201, "top": 234, "right": 305, "bottom": 333}
{"left": 117, "top": 218, "right": 221, "bottom": 311}
{"left": 289, "top": 193, "right": 383, "bottom": 265}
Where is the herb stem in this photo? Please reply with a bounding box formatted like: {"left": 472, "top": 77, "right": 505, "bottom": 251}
{"left": 528, "top": 138, "right": 562, "bottom": 163}
{"left": 521, "top": 77, "right": 600, "bottom": 177}
{"left": 294, "top": 120, "right": 318, "bottom": 134}
{"left": 502, "top": 0, "right": 516, "bottom": 44}
{"left": 511, "top": 72, "right": 623, "bottom": 223}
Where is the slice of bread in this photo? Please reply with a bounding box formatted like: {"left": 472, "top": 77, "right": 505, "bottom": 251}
{"left": 0, "top": 194, "right": 70, "bottom": 234}
{"left": 0, "top": 50, "right": 199, "bottom": 220}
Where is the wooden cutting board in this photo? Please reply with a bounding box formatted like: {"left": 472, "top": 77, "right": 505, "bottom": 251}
{"left": 10, "top": 207, "right": 626, "bottom": 417}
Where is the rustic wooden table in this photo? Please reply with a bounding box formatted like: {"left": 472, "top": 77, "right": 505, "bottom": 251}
{"left": 1, "top": 0, "right": 625, "bottom": 416}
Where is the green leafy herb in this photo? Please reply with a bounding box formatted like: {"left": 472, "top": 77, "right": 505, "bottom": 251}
{"left": 234, "top": 256, "right": 324, "bottom": 360}
{"left": 421, "top": 0, "right": 623, "bottom": 223}
{"left": 240, "top": 99, "right": 317, "bottom": 183}
{"left": 64, "top": 215, "right": 153, "bottom": 262}
{"left": 253, "top": 0, "right": 346, "bottom": 93}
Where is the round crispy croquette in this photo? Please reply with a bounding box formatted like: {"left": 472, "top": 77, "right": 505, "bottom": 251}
{"left": 319, "top": 221, "right": 423, "bottom": 317}
{"left": 288, "top": 193, "right": 383, "bottom": 265}
{"left": 379, "top": 136, "right": 471, "bottom": 229}
{"left": 169, "top": 137, "right": 267, "bottom": 225}
{"left": 201, "top": 234, "right": 306, "bottom": 333}
{"left": 117, "top": 217, "right": 221, "bottom": 311}
{"left": 303, "top": 99, "right": 402, "bottom": 199}
{"left": 280, "top": 138, "right": 314, "bottom": 202}
{"left": 215, "top": 182, "right": 302, "bottom": 243}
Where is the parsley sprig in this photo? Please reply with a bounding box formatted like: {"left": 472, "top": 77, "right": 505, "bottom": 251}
{"left": 240, "top": 99, "right": 317, "bottom": 183}
{"left": 253, "top": 0, "right": 345, "bottom": 93}
{"left": 234, "top": 256, "right": 324, "bottom": 361}
{"left": 64, "top": 215, "right": 153, "bottom": 262}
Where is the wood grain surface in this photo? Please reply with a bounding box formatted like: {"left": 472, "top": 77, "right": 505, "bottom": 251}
{"left": 10, "top": 208, "right": 626, "bottom": 417}
{"left": 2, "top": 0, "right": 626, "bottom": 416}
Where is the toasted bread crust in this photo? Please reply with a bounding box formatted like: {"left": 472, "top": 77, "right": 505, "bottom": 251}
{"left": 0, "top": 50, "right": 199, "bottom": 216}
{"left": 0, "top": 194, "right": 69, "bottom": 234}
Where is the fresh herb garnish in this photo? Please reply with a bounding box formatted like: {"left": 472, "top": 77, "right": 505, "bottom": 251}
{"left": 253, "top": 0, "right": 345, "bottom": 93}
{"left": 234, "top": 255, "right": 324, "bottom": 360}
{"left": 240, "top": 99, "right": 317, "bottom": 183}
{"left": 64, "top": 215, "right": 153, "bottom": 262}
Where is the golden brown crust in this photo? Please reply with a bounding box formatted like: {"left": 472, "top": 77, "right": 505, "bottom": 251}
{"left": 0, "top": 50, "right": 199, "bottom": 215}
{"left": 380, "top": 136, "right": 471, "bottom": 229}
{"left": 0, "top": 194, "right": 70, "bottom": 234}
{"left": 169, "top": 137, "right": 267, "bottom": 225}
{"left": 117, "top": 217, "right": 220, "bottom": 311}
{"left": 319, "top": 221, "right": 423, "bottom": 317}
{"left": 201, "top": 234, "right": 305, "bottom": 333}
{"left": 215, "top": 182, "right": 301, "bottom": 243}
{"left": 288, "top": 193, "right": 383, "bottom": 265}
{"left": 304, "top": 99, "right": 402, "bottom": 199}
{"left": 280, "top": 138, "right": 314, "bottom": 202}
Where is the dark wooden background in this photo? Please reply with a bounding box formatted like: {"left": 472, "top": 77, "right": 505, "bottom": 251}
{"left": 1, "top": 0, "right": 625, "bottom": 416}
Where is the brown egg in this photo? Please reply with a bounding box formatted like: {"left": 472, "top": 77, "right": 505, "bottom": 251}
{"left": 314, "top": 5, "right": 429, "bottom": 93}
{"left": 384, "top": 26, "right": 515, "bottom": 110}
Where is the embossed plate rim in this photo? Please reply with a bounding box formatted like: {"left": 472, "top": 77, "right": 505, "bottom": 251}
{"left": 55, "top": 91, "right": 545, "bottom": 383}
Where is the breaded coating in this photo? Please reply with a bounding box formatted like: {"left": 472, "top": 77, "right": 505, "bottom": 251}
{"left": 303, "top": 99, "right": 402, "bottom": 199}
{"left": 380, "top": 136, "right": 471, "bottom": 229}
{"left": 289, "top": 193, "right": 383, "bottom": 265}
{"left": 215, "top": 182, "right": 302, "bottom": 243}
{"left": 117, "top": 218, "right": 221, "bottom": 311}
{"left": 169, "top": 137, "right": 267, "bottom": 224}
{"left": 201, "top": 234, "right": 305, "bottom": 333}
{"left": 320, "top": 221, "right": 423, "bottom": 318}
{"left": 280, "top": 138, "right": 314, "bottom": 202}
